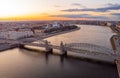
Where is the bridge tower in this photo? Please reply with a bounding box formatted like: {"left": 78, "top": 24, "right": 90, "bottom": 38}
{"left": 60, "top": 41, "right": 67, "bottom": 57}
{"left": 18, "top": 44, "right": 24, "bottom": 48}
{"left": 110, "top": 35, "right": 120, "bottom": 78}
{"left": 45, "top": 40, "right": 53, "bottom": 54}
{"left": 110, "top": 35, "right": 120, "bottom": 53}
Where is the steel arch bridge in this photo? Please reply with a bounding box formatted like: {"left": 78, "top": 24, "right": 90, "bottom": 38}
{"left": 64, "top": 43, "right": 120, "bottom": 59}
{"left": 65, "top": 43, "right": 113, "bottom": 53}
{"left": 0, "top": 39, "right": 120, "bottom": 59}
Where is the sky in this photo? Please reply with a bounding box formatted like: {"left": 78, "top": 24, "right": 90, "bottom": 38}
{"left": 0, "top": 0, "right": 120, "bottom": 21}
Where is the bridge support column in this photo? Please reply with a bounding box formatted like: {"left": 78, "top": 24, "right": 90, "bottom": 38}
{"left": 45, "top": 40, "right": 53, "bottom": 54}
{"left": 60, "top": 41, "right": 67, "bottom": 57}
{"left": 18, "top": 44, "right": 24, "bottom": 48}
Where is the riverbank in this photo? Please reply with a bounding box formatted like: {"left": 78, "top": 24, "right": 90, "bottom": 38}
{"left": 40, "top": 27, "right": 80, "bottom": 39}
{"left": 0, "top": 27, "right": 80, "bottom": 52}
{"left": 11, "top": 26, "right": 80, "bottom": 43}
{"left": 0, "top": 43, "right": 18, "bottom": 52}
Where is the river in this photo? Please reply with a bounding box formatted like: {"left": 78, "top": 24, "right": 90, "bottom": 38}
{"left": 44, "top": 25, "right": 116, "bottom": 62}
{"left": 45, "top": 25, "right": 115, "bottom": 48}
{"left": 0, "top": 25, "right": 118, "bottom": 78}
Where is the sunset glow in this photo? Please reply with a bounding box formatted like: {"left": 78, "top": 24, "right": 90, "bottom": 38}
{"left": 0, "top": 0, "right": 120, "bottom": 21}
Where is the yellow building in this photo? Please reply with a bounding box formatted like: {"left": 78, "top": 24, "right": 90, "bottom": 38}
{"left": 34, "top": 29, "right": 44, "bottom": 34}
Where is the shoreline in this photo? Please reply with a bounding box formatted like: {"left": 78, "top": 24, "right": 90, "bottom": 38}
{"left": 0, "top": 44, "right": 18, "bottom": 52}
{"left": 0, "top": 27, "right": 80, "bottom": 52}
{"left": 40, "top": 27, "right": 80, "bottom": 39}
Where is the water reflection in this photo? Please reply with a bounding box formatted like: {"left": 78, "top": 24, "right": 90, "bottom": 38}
{"left": 45, "top": 52, "right": 49, "bottom": 64}
{"left": 20, "top": 47, "right": 65, "bottom": 65}
{"left": 0, "top": 48, "right": 119, "bottom": 78}
{"left": 60, "top": 55, "right": 64, "bottom": 64}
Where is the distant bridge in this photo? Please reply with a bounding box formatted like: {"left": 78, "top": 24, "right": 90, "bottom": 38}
{"left": 0, "top": 39, "right": 119, "bottom": 59}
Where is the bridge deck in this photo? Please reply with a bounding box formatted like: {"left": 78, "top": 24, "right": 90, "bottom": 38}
{"left": 0, "top": 39, "right": 118, "bottom": 58}
{"left": 115, "top": 60, "right": 120, "bottom": 78}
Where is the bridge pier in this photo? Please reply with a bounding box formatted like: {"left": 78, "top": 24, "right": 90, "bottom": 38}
{"left": 18, "top": 44, "right": 24, "bottom": 48}
{"left": 45, "top": 40, "right": 53, "bottom": 54}
{"left": 60, "top": 41, "right": 67, "bottom": 57}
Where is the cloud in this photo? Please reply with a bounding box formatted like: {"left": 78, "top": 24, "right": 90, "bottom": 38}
{"left": 71, "top": 3, "right": 86, "bottom": 8}
{"left": 112, "top": 13, "right": 120, "bottom": 16}
{"left": 62, "top": 4, "right": 120, "bottom": 12}
{"left": 50, "top": 14, "right": 108, "bottom": 19}
{"left": 62, "top": 8, "right": 82, "bottom": 12}
{"left": 62, "top": 8, "right": 97, "bottom": 12}
{"left": 54, "top": 5, "right": 62, "bottom": 7}
{"left": 105, "top": 3, "right": 120, "bottom": 7}
{"left": 111, "top": 13, "right": 120, "bottom": 19}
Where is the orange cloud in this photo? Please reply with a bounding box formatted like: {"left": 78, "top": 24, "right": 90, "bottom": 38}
{"left": 0, "top": 17, "right": 90, "bottom": 21}
{"left": 0, "top": 13, "right": 91, "bottom": 21}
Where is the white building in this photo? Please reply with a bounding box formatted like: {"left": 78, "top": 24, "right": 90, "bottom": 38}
{"left": 63, "top": 23, "right": 70, "bottom": 26}
{"left": 52, "top": 22, "right": 60, "bottom": 28}
{"left": 0, "top": 30, "right": 34, "bottom": 40}
{"left": 45, "top": 24, "right": 52, "bottom": 29}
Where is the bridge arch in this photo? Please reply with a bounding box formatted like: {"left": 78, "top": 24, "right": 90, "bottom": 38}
{"left": 65, "top": 43, "right": 113, "bottom": 53}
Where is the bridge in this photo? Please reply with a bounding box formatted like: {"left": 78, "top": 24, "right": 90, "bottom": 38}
{"left": 110, "top": 35, "right": 120, "bottom": 77}
{"left": 65, "top": 43, "right": 119, "bottom": 58}
{"left": 0, "top": 39, "right": 119, "bottom": 59}
{"left": 1, "top": 38, "right": 120, "bottom": 77}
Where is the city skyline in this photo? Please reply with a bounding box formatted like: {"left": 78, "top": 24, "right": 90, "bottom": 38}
{"left": 0, "top": 0, "right": 120, "bottom": 21}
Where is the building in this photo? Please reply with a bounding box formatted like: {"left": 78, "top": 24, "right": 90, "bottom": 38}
{"left": 34, "top": 29, "right": 45, "bottom": 34}
{"left": 63, "top": 22, "right": 70, "bottom": 26}
{"left": 52, "top": 22, "right": 60, "bottom": 28}
{"left": 0, "top": 30, "right": 34, "bottom": 40}
{"left": 107, "top": 22, "right": 116, "bottom": 27}
{"left": 45, "top": 24, "right": 53, "bottom": 29}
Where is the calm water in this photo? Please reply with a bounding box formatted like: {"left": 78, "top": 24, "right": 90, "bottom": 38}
{"left": 45, "top": 25, "right": 115, "bottom": 48}
{"left": 0, "top": 25, "right": 118, "bottom": 78}
{"left": 44, "top": 25, "right": 116, "bottom": 62}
